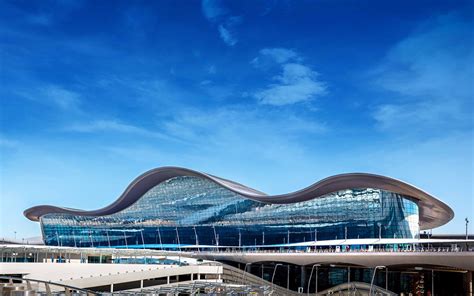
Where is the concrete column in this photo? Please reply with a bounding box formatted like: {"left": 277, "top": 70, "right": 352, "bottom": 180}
{"left": 348, "top": 266, "right": 351, "bottom": 294}
{"left": 167, "top": 276, "right": 170, "bottom": 284}
{"left": 110, "top": 284, "right": 114, "bottom": 293}
{"left": 300, "top": 266, "right": 306, "bottom": 290}
{"left": 464, "top": 270, "right": 473, "bottom": 296}
{"left": 287, "top": 265, "right": 290, "bottom": 290}
{"left": 140, "top": 279, "right": 143, "bottom": 289}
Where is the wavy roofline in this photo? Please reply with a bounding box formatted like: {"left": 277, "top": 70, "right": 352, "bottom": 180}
{"left": 24, "top": 166, "right": 454, "bottom": 229}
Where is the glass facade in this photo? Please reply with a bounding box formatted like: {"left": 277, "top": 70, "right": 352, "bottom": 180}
{"left": 40, "top": 176, "right": 419, "bottom": 247}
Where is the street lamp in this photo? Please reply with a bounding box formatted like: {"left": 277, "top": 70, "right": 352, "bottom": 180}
{"left": 369, "top": 266, "right": 385, "bottom": 296}
{"left": 212, "top": 225, "right": 219, "bottom": 249}
{"left": 307, "top": 264, "right": 321, "bottom": 296}
{"left": 122, "top": 230, "right": 128, "bottom": 249}
{"left": 193, "top": 226, "right": 200, "bottom": 252}
{"left": 271, "top": 263, "right": 283, "bottom": 293}
{"left": 157, "top": 227, "right": 163, "bottom": 250}
{"left": 466, "top": 218, "right": 469, "bottom": 240}
{"left": 241, "top": 263, "right": 252, "bottom": 285}
{"left": 89, "top": 230, "right": 94, "bottom": 248}
{"left": 238, "top": 230, "right": 242, "bottom": 248}
{"left": 377, "top": 222, "right": 382, "bottom": 240}
{"left": 175, "top": 227, "right": 181, "bottom": 252}
{"left": 140, "top": 229, "right": 146, "bottom": 249}
{"left": 55, "top": 231, "right": 60, "bottom": 247}
{"left": 105, "top": 230, "right": 110, "bottom": 248}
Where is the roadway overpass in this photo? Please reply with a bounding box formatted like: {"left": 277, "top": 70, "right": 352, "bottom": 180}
{"left": 192, "top": 250, "right": 474, "bottom": 270}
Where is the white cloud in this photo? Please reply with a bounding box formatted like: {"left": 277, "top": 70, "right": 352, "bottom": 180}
{"left": 43, "top": 85, "right": 81, "bottom": 111}
{"left": 372, "top": 13, "right": 473, "bottom": 131}
{"left": 26, "top": 14, "right": 52, "bottom": 26}
{"left": 258, "top": 48, "right": 300, "bottom": 64}
{"left": 162, "top": 106, "right": 326, "bottom": 163}
{"left": 207, "top": 65, "right": 216, "bottom": 74}
{"left": 252, "top": 49, "right": 327, "bottom": 106}
{"left": 66, "top": 119, "right": 172, "bottom": 141}
{"left": 201, "top": 0, "right": 228, "bottom": 22}
{"left": 0, "top": 135, "right": 20, "bottom": 149}
{"left": 201, "top": 0, "right": 241, "bottom": 46}
{"left": 218, "top": 25, "right": 237, "bottom": 46}
{"left": 16, "top": 85, "right": 82, "bottom": 112}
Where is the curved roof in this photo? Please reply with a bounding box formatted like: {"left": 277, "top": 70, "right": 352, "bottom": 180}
{"left": 24, "top": 166, "right": 454, "bottom": 229}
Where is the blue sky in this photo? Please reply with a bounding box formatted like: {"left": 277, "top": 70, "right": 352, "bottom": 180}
{"left": 1, "top": 0, "right": 473, "bottom": 239}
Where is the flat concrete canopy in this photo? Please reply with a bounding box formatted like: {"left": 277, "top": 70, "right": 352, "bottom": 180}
{"left": 24, "top": 166, "right": 454, "bottom": 230}
{"left": 194, "top": 251, "right": 474, "bottom": 271}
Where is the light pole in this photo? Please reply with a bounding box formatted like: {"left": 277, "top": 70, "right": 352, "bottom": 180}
{"left": 238, "top": 230, "right": 242, "bottom": 248}
{"left": 307, "top": 264, "right": 320, "bottom": 296}
{"left": 175, "top": 227, "right": 181, "bottom": 252}
{"left": 212, "top": 225, "right": 219, "bottom": 250}
{"left": 175, "top": 227, "right": 181, "bottom": 265}
{"left": 369, "top": 266, "right": 385, "bottom": 296}
{"left": 72, "top": 230, "right": 77, "bottom": 248}
{"left": 377, "top": 222, "right": 382, "bottom": 240}
{"left": 157, "top": 227, "right": 163, "bottom": 250}
{"left": 193, "top": 226, "right": 200, "bottom": 252}
{"left": 241, "top": 263, "right": 252, "bottom": 285}
{"left": 89, "top": 231, "right": 94, "bottom": 248}
{"left": 271, "top": 263, "right": 283, "bottom": 293}
{"left": 122, "top": 230, "right": 128, "bottom": 249}
{"left": 106, "top": 230, "right": 111, "bottom": 248}
{"left": 140, "top": 229, "right": 145, "bottom": 249}
{"left": 466, "top": 218, "right": 469, "bottom": 240}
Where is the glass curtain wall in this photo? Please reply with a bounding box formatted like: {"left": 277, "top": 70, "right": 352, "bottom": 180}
{"left": 40, "top": 176, "right": 419, "bottom": 247}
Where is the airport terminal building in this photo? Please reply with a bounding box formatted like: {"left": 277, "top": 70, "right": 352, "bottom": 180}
{"left": 24, "top": 167, "right": 453, "bottom": 248}
{"left": 9, "top": 167, "right": 472, "bottom": 295}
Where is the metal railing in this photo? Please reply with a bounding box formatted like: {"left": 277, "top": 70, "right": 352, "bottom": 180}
{"left": 0, "top": 275, "right": 97, "bottom": 295}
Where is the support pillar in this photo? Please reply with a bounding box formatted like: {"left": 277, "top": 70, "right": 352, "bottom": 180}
{"left": 348, "top": 266, "right": 350, "bottom": 294}
{"left": 300, "top": 266, "right": 306, "bottom": 291}
{"left": 287, "top": 265, "right": 290, "bottom": 290}
{"left": 464, "top": 270, "right": 473, "bottom": 296}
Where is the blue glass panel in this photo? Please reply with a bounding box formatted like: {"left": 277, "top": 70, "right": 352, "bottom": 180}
{"left": 41, "top": 176, "right": 419, "bottom": 247}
